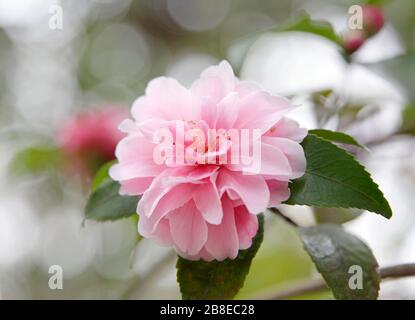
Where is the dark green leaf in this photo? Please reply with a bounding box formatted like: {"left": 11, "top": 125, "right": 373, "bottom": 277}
{"left": 309, "top": 129, "right": 366, "bottom": 149}
{"left": 86, "top": 161, "right": 139, "bottom": 221}
{"left": 299, "top": 224, "right": 380, "bottom": 300}
{"left": 91, "top": 160, "right": 116, "bottom": 191}
{"left": 285, "top": 134, "right": 392, "bottom": 218}
{"left": 281, "top": 12, "right": 342, "bottom": 45}
{"left": 85, "top": 179, "right": 139, "bottom": 221}
{"left": 11, "top": 146, "right": 61, "bottom": 174}
{"left": 177, "top": 215, "right": 264, "bottom": 300}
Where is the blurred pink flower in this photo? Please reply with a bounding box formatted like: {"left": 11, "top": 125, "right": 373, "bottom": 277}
{"left": 362, "top": 5, "right": 384, "bottom": 36}
{"left": 57, "top": 107, "right": 126, "bottom": 173}
{"left": 110, "top": 61, "right": 307, "bottom": 261}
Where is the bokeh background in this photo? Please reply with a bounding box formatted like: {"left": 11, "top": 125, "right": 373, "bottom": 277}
{"left": 1, "top": 0, "right": 415, "bottom": 299}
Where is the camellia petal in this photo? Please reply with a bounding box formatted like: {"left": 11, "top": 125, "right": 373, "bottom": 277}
{"left": 169, "top": 200, "right": 208, "bottom": 256}
{"left": 204, "top": 195, "right": 240, "bottom": 261}
{"left": 234, "top": 205, "right": 259, "bottom": 250}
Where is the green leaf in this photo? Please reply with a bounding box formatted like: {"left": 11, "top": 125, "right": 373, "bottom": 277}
{"left": 91, "top": 160, "right": 116, "bottom": 191}
{"left": 177, "top": 215, "right": 264, "bottom": 300}
{"left": 299, "top": 224, "right": 380, "bottom": 300}
{"left": 85, "top": 180, "right": 138, "bottom": 221}
{"left": 11, "top": 146, "right": 61, "bottom": 174}
{"left": 282, "top": 12, "right": 342, "bottom": 45}
{"left": 285, "top": 134, "right": 392, "bottom": 218}
{"left": 308, "top": 129, "right": 366, "bottom": 149}
{"left": 85, "top": 178, "right": 139, "bottom": 221}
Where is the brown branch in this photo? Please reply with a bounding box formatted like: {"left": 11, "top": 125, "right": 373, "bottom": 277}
{"left": 259, "top": 263, "right": 415, "bottom": 300}
{"left": 379, "top": 263, "right": 415, "bottom": 279}
{"left": 366, "top": 133, "right": 410, "bottom": 148}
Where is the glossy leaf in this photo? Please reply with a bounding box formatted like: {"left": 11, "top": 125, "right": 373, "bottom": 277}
{"left": 299, "top": 224, "right": 380, "bottom": 300}
{"left": 285, "top": 134, "right": 392, "bottom": 218}
{"left": 86, "top": 162, "right": 139, "bottom": 221}
{"left": 309, "top": 129, "right": 365, "bottom": 149}
{"left": 91, "top": 160, "right": 115, "bottom": 191}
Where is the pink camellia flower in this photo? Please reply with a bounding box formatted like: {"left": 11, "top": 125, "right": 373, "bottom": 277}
{"left": 57, "top": 107, "right": 126, "bottom": 173}
{"left": 110, "top": 61, "right": 307, "bottom": 261}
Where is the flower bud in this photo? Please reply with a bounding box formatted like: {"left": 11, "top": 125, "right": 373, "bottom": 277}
{"left": 343, "top": 30, "right": 366, "bottom": 54}
{"left": 362, "top": 5, "right": 385, "bottom": 36}
{"left": 343, "top": 5, "right": 385, "bottom": 54}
